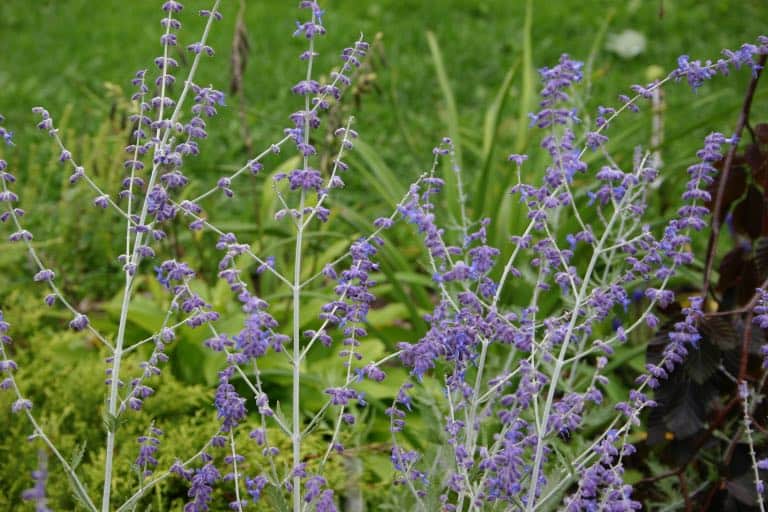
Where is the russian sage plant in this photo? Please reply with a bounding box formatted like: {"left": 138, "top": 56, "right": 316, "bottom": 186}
{"left": 1, "top": 1, "right": 768, "bottom": 511}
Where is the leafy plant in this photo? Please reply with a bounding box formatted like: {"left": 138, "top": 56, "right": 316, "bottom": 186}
{"left": 635, "top": 65, "right": 768, "bottom": 509}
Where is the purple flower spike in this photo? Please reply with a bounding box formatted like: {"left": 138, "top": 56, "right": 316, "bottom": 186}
{"left": 21, "top": 452, "right": 52, "bottom": 512}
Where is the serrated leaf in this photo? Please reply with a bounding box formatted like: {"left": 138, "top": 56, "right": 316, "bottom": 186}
{"left": 662, "top": 382, "right": 705, "bottom": 439}
{"left": 70, "top": 441, "right": 87, "bottom": 470}
{"left": 701, "top": 316, "right": 738, "bottom": 350}
{"left": 265, "top": 479, "right": 292, "bottom": 511}
{"left": 103, "top": 412, "right": 119, "bottom": 433}
{"left": 726, "top": 472, "right": 760, "bottom": 506}
{"left": 683, "top": 337, "right": 720, "bottom": 384}
{"left": 68, "top": 478, "right": 92, "bottom": 511}
{"left": 732, "top": 185, "right": 765, "bottom": 240}
{"left": 755, "top": 238, "right": 768, "bottom": 279}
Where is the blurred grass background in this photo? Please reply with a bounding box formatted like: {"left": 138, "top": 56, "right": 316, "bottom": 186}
{"left": 0, "top": 0, "right": 766, "bottom": 509}
{"left": 1, "top": 0, "right": 765, "bottom": 178}
{"left": 0, "top": 0, "right": 764, "bottom": 298}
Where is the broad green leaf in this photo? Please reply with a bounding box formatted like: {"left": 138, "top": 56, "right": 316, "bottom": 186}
{"left": 367, "top": 303, "right": 409, "bottom": 329}
{"left": 103, "top": 293, "right": 166, "bottom": 335}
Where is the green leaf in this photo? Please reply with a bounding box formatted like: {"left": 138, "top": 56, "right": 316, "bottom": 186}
{"left": 67, "top": 476, "right": 93, "bottom": 512}
{"left": 392, "top": 271, "right": 435, "bottom": 289}
{"left": 260, "top": 155, "right": 302, "bottom": 229}
{"left": 367, "top": 303, "right": 410, "bottom": 329}
{"left": 300, "top": 237, "right": 349, "bottom": 282}
{"left": 426, "top": 30, "right": 462, "bottom": 221}
{"left": 358, "top": 368, "right": 411, "bottom": 400}
{"left": 514, "top": 0, "right": 535, "bottom": 156}
{"left": 265, "top": 484, "right": 292, "bottom": 512}
{"left": 171, "top": 337, "right": 224, "bottom": 386}
{"left": 70, "top": 441, "right": 87, "bottom": 470}
{"left": 473, "top": 58, "right": 520, "bottom": 217}
{"left": 483, "top": 0, "right": 536, "bottom": 226}
{"left": 103, "top": 412, "right": 119, "bottom": 433}
{"left": 350, "top": 139, "right": 404, "bottom": 206}
{"left": 103, "top": 291, "right": 166, "bottom": 336}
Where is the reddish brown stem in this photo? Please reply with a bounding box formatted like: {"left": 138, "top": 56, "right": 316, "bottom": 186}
{"left": 638, "top": 468, "right": 681, "bottom": 485}
{"left": 679, "top": 472, "right": 692, "bottom": 512}
{"left": 704, "top": 276, "right": 768, "bottom": 318}
{"left": 750, "top": 413, "right": 768, "bottom": 435}
{"left": 738, "top": 311, "right": 755, "bottom": 382}
{"left": 700, "top": 480, "right": 721, "bottom": 511}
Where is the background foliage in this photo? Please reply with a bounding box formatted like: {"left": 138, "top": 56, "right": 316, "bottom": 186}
{"left": 0, "top": 0, "right": 767, "bottom": 509}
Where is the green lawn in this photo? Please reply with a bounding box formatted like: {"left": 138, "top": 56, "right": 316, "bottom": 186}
{"left": 0, "top": 0, "right": 763, "bottom": 339}
{"left": 1, "top": 0, "right": 765, "bottom": 166}
{"left": 1, "top": 0, "right": 764, "bottom": 290}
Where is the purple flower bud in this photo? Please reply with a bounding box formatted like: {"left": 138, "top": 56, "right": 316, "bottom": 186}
{"left": 69, "top": 314, "right": 89, "bottom": 332}
{"left": 33, "top": 269, "right": 55, "bottom": 282}
{"left": 12, "top": 398, "right": 32, "bottom": 413}
{"left": 93, "top": 195, "right": 110, "bottom": 209}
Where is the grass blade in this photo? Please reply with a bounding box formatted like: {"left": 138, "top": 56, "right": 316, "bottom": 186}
{"left": 426, "top": 30, "right": 462, "bottom": 222}
{"left": 473, "top": 58, "right": 520, "bottom": 217}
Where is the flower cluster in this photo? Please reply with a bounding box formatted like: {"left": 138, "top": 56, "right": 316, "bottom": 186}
{"left": 135, "top": 426, "right": 164, "bottom": 477}
{"left": 21, "top": 452, "right": 52, "bottom": 512}
{"left": 380, "top": 35, "right": 768, "bottom": 511}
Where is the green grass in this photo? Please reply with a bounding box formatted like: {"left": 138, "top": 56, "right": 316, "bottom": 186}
{"left": 0, "top": 0, "right": 763, "bottom": 411}
{"left": 0, "top": 0, "right": 764, "bottom": 282}
{"left": 1, "top": 0, "right": 765, "bottom": 168}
